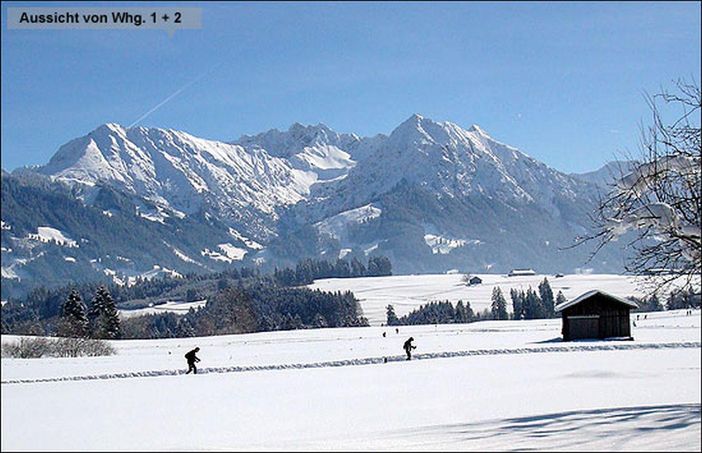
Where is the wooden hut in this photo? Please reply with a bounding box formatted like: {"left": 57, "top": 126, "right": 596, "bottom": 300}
{"left": 469, "top": 276, "right": 482, "bottom": 285}
{"left": 555, "top": 290, "right": 638, "bottom": 341}
{"left": 508, "top": 268, "right": 536, "bottom": 277}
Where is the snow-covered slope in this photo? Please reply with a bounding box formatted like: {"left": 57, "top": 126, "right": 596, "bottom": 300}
{"left": 235, "top": 122, "right": 384, "bottom": 180}
{"left": 0, "top": 172, "right": 243, "bottom": 299}
{"left": 314, "top": 203, "right": 382, "bottom": 241}
{"left": 40, "top": 123, "right": 315, "bottom": 238}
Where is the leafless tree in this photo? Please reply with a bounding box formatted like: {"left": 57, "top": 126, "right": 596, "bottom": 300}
{"left": 580, "top": 80, "right": 701, "bottom": 293}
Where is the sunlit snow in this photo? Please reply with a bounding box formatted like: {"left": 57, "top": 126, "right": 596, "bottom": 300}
{"left": 1, "top": 309, "right": 699, "bottom": 451}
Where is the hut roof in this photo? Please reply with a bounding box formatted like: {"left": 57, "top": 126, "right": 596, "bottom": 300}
{"left": 555, "top": 289, "right": 638, "bottom": 313}
{"left": 508, "top": 268, "right": 536, "bottom": 276}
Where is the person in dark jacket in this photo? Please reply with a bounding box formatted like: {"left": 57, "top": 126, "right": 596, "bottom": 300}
{"left": 185, "top": 347, "right": 201, "bottom": 374}
{"left": 403, "top": 337, "right": 416, "bottom": 360}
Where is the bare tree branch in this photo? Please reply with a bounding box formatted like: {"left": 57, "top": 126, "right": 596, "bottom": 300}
{"left": 576, "top": 80, "right": 701, "bottom": 295}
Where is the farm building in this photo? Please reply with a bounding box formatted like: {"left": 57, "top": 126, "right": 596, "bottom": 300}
{"left": 508, "top": 268, "right": 536, "bottom": 277}
{"left": 556, "top": 290, "right": 638, "bottom": 341}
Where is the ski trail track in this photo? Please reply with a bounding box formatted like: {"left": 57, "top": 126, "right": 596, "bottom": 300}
{"left": 3, "top": 341, "right": 699, "bottom": 385}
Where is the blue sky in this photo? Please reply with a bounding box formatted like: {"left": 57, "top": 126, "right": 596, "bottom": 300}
{"left": 1, "top": 1, "right": 700, "bottom": 172}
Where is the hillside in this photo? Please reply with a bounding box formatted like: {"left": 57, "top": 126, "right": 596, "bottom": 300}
{"left": 0, "top": 172, "right": 239, "bottom": 299}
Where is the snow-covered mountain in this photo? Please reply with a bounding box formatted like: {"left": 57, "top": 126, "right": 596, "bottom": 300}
{"left": 571, "top": 160, "right": 638, "bottom": 187}
{"left": 305, "top": 114, "right": 597, "bottom": 219}
{"left": 4, "top": 115, "right": 631, "bottom": 296}
{"left": 40, "top": 123, "right": 315, "bottom": 239}
{"left": 280, "top": 114, "right": 617, "bottom": 274}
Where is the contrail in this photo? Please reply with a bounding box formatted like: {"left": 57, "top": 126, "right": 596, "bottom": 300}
{"left": 128, "top": 63, "right": 222, "bottom": 128}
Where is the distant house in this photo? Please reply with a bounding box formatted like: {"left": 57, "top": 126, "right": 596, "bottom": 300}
{"left": 468, "top": 276, "right": 482, "bottom": 285}
{"left": 554, "top": 273, "right": 565, "bottom": 278}
{"left": 556, "top": 290, "right": 638, "bottom": 341}
{"left": 507, "top": 268, "right": 536, "bottom": 277}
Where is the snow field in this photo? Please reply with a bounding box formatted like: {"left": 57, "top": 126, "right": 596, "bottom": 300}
{"left": 118, "top": 299, "right": 208, "bottom": 319}
{"left": 1, "top": 309, "right": 700, "bottom": 450}
{"left": 3, "top": 341, "right": 699, "bottom": 385}
{"left": 314, "top": 203, "right": 382, "bottom": 240}
{"left": 3, "top": 309, "right": 699, "bottom": 381}
{"left": 28, "top": 226, "right": 78, "bottom": 247}
{"left": 309, "top": 273, "right": 679, "bottom": 325}
{"left": 2, "top": 347, "right": 699, "bottom": 450}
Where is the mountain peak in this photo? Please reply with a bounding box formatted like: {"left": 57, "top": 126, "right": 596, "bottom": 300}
{"left": 93, "top": 122, "right": 126, "bottom": 135}
{"left": 396, "top": 117, "right": 491, "bottom": 140}
{"left": 286, "top": 121, "right": 338, "bottom": 139}
{"left": 395, "top": 113, "right": 426, "bottom": 129}
{"left": 288, "top": 122, "right": 306, "bottom": 132}
{"left": 402, "top": 113, "right": 433, "bottom": 125}
{"left": 389, "top": 114, "right": 446, "bottom": 145}
{"left": 468, "top": 124, "right": 485, "bottom": 134}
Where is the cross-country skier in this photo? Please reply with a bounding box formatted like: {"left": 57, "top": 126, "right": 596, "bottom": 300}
{"left": 185, "top": 347, "right": 201, "bottom": 374}
{"left": 403, "top": 337, "right": 416, "bottom": 360}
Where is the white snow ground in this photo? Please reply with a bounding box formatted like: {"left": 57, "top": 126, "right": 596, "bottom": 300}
{"left": 309, "top": 273, "right": 675, "bottom": 326}
{"left": 1, "top": 309, "right": 700, "bottom": 451}
{"left": 27, "top": 226, "right": 78, "bottom": 247}
{"left": 118, "top": 299, "right": 208, "bottom": 319}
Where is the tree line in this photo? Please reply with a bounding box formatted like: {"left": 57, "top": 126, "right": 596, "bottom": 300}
{"left": 385, "top": 300, "right": 476, "bottom": 326}
{"left": 386, "top": 279, "right": 564, "bottom": 325}
{"left": 1, "top": 255, "right": 392, "bottom": 336}
{"left": 507, "top": 278, "right": 561, "bottom": 320}
{"left": 273, "top": 256, "right": 392, "bottom": 286}
{"left": 2, "top": 260, "right": 374, "bottom": 338}
{"left": 56, "top": 286, "right": 121, "bottom": 339}
{"left": 116, "top": 279, "right": 368, "bottom": 339}
{"left": 629, "top": 288, "right": 700, "bottom": 312}
{"left": 386, "top": 278, "right": 700, "bottom": 327}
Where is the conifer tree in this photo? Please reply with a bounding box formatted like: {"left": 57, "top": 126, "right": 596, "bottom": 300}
{"left": 350, "top": 257, "right": 366, "bottom": 277}
{"left": 367, "top": 256, "right": 392, "bottom": 276}
{"left": 58, "top": 289, "right": 89, "bottom": 338}
{"left": 523, "top": 287, "right": 544, "bottom": 319}
{"left": 647, "top": 294, "right": 664, "bottom": 312}
{"left": 455, "top": 300, "right": 467, "bottom": 323}
{"left": 510, "top": 288, "right": 524, "bottom": 320}
{"left": 538, "top": 278, "right": 555, "bottom": 318}
{"left": 89, "top": 286, "right": 121, "bottom": 339}
{"left": 555, "top": 291, "right": 567, "bottom": 311}
{"left": 176, "top": 316, "right": 196, "bottom": 337}
{"left": 464, "top": 300, "right": 475, "bottom": 322}
{"left": 386, "top": 304, "right": 400, "bottom": 326}
{"left": 313, "top": 313, "right": 328, "bottom": 328}
{"left": 491, "top": 287, "right": 509, "bottom": 320}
